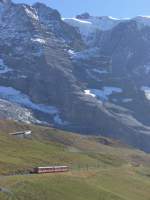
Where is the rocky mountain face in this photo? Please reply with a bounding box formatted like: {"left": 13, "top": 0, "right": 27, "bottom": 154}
{"left": 1, "top": 1, "right": 150, "bottom": 151}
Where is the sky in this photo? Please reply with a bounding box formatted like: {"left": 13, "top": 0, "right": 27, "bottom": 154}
{"left": 13, "top": 0, "right": 150, "bottom": 18}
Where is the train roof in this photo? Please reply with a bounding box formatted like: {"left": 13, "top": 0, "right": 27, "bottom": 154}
{"left": 36, "top": 166, "right": 68, "bottom": 169}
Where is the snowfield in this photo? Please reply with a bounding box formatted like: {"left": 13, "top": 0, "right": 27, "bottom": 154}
{"left": 0, "top": 86, "right": 69, "bottom": 125}
{"left": 141, "top": 86, "right": 150, "bottom": 100}
{"left": 63, "top": 17, "right": 93, "bottom": 40}
{"left": 63, "top": 16, "right": 125, "bottom": 43}
{"left": 64, "top": 15, "right": 150, "bottom": 44}
{"left": 63, "top": 16, "right": 121, "bottom": 32}
{"left": 84, "top": 87, "right": 123, "bottom": 101}
{"left": 84, "top": 90, "right": 96, "bottom": 98}
{"left": 31, "top": 38, "right": 46, "bottom": 44}
{"left": 0, "top": 98, "right": 39, "bottom": 124}
{"left": 68, "top": 49, "right": 75, "bottom": 56}
{"left": 92, "top": 68, "right": 108, "bottom": 74}
{"left": 0, "top": 86, "right": 58, "bottom": 114}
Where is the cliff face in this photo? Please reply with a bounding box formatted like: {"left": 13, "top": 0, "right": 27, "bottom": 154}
{"left": 1, "top": 1, "right": 150, "bottom": 151}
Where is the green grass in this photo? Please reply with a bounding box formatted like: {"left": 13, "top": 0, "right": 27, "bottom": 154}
{"left": 1, "top": 167, "right": 150, "bottom": 200}
{"left": 0, "top": 174, "right": 124, "bottom": 200}
{"left": 0, "top": 120, "right": 150, "bottom": 200}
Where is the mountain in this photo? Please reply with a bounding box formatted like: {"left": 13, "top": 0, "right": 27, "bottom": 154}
{"left": 1, "top": 1, "right": 150, "bottom": 151}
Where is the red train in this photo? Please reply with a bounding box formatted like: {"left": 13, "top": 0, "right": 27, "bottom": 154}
{"left": 32, "top": 166, "right": 69, "bottom": 174}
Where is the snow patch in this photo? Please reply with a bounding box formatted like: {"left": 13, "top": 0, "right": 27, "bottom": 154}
{"left": 0, "top": 59, "right": 12, "bottom": 74}
{"left": 24, "top": 6, "right": 39, "bottom": 21}
{"left": 0, "top": 86, "right": 69, "bottom": 126}
{"left": 68, "top": 49, "right": 75, "bottom": 56}
{"left": 64, "top": 15, "right": 150, "bottom": 43}
{"left": 63, "top": 16, "right": 120, "bottom": 32}
{"left": 0, "top": 98, "right": 39, "bottom": 124}
{"left": 31, "top": 38, "right": 46, "bottom": 44}
{"left": 84, "top": 87, "right": 123, "bottom": 101}
{"left": 84, "top": 90, "right": 96, "bottom": 98}
{"left": 63, "top": 16, "right": 125, "bottom": 43}
{"left": 0, "top": 86, "right": 58, "bottom": 114}
{"left": 93, "top": 68, "right": 108, "bottom": 74}
{"left": 63, "top": 18, "right": 94, "bottom": 43}
{"left": 63, "top": 17, "right": 92, "bottom": 24}
{"left": 141, "top": 86, "right": 150, "bottom": 100}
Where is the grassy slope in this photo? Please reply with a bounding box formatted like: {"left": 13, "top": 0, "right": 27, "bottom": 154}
{"left": 0, "top": 120, "right": 150, "bottom": 200}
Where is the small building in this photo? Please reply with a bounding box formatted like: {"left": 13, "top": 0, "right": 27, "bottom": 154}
{"left": 9, "top": 130, "right": 32, "bottom": 138}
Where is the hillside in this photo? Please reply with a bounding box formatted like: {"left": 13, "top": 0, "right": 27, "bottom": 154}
{"left": 0, "top": 120, "right": 150, "bottom": 199}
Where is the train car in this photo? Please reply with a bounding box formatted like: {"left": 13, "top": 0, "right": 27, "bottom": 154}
{"left": 32, "top": 166, "right": 69, "bottom": 174}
